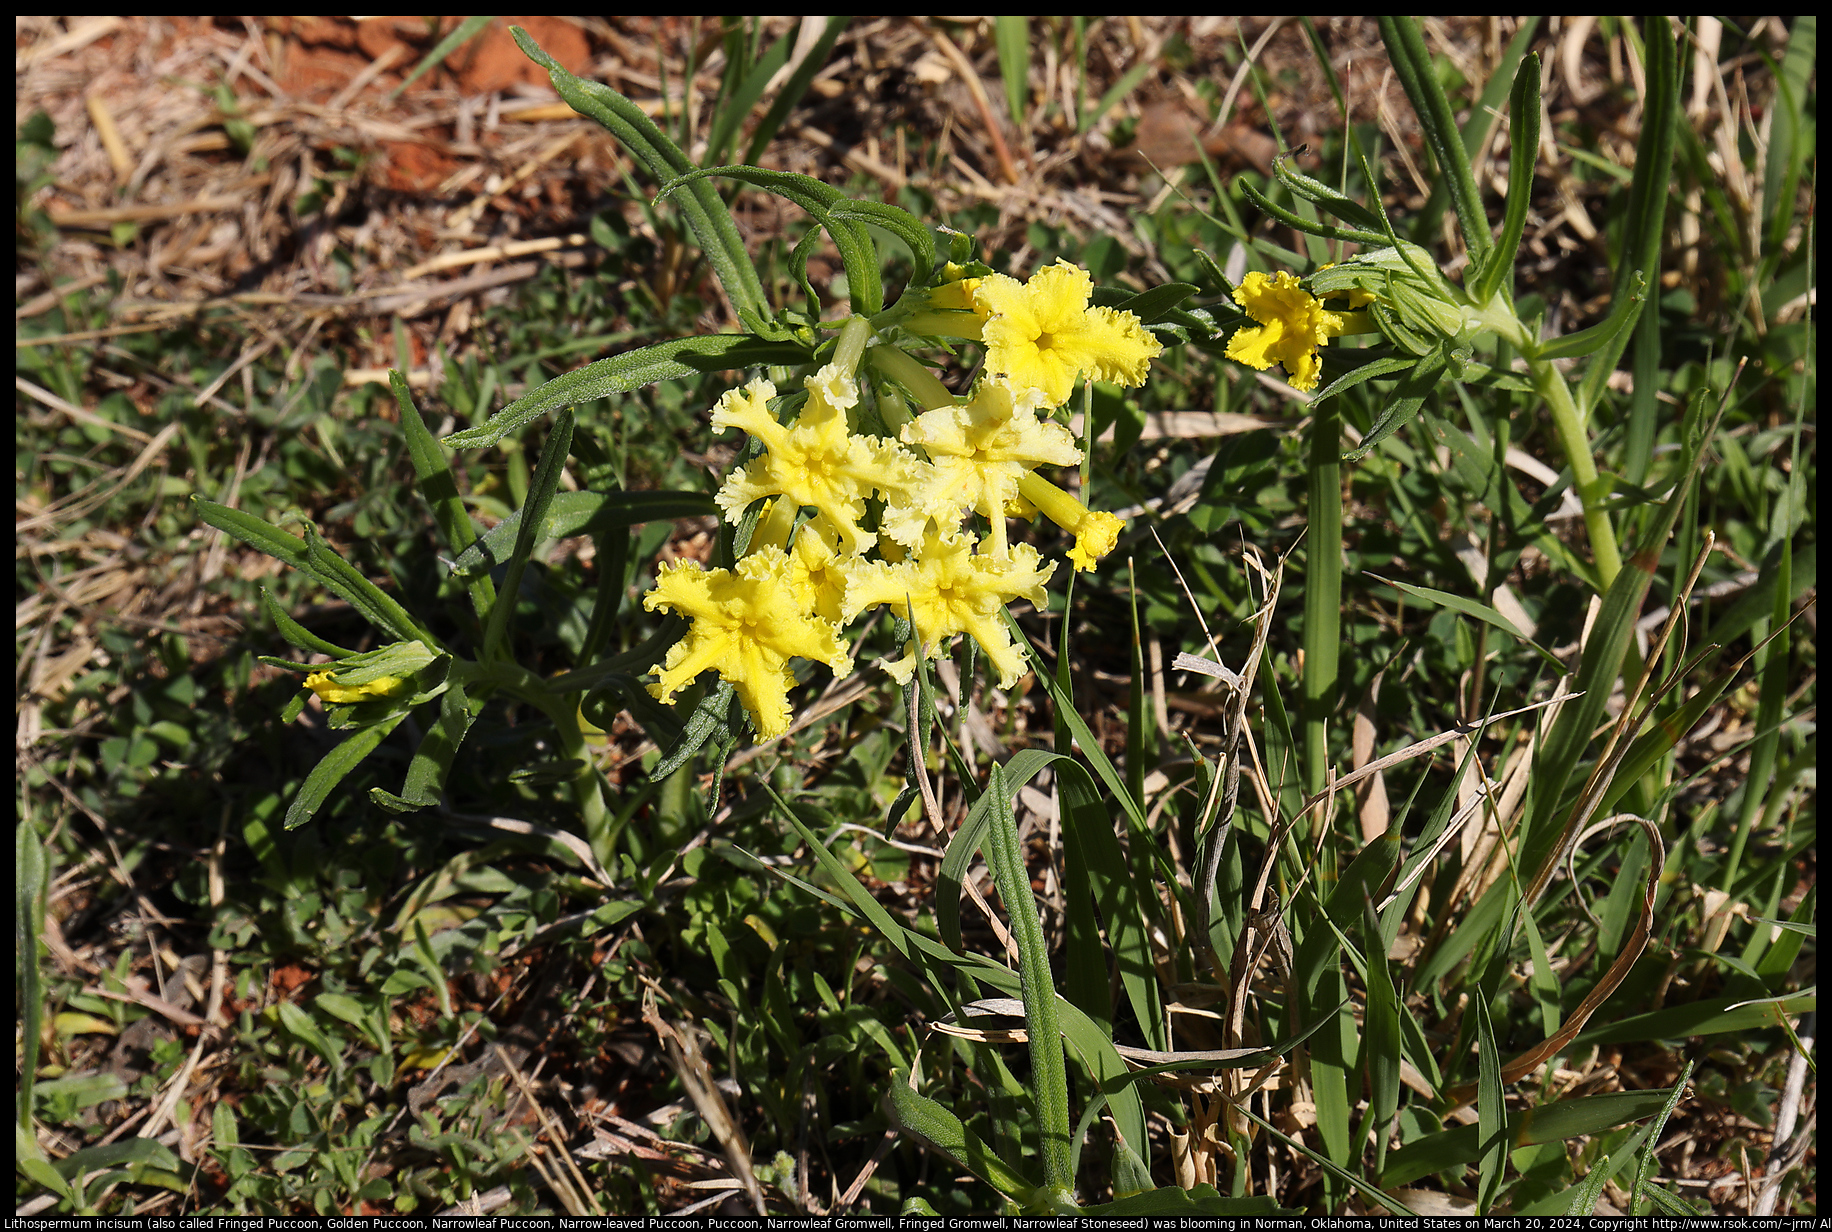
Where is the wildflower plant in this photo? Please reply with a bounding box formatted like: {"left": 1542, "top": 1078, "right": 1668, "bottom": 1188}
{"left": 181, "top": 17, "right": 1810, "bottom": 1217}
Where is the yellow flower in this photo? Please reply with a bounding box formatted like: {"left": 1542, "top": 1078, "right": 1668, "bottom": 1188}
{"left": 975, "top": 259, "right": 1163, "bottom": 406}
{"left": 840, "top": 530, "right": 1054, "bottom": 689}
{"left": 1224, "top": 270, "right": 1351, "bottom": 392}
{"left": 304, "top": 671, "right": 410, "bottom": 705}
{"left": 643, "top": 546, "right": 853, "bottom": 741}
{"left": 785, "top": 515, "right": 850, "bottom": 624}
{"left": 711, "top": 368, "right": 915, "bottom": 557}
{"left": 1015, "top": 471, "right": 1125, "bottom": 572}
{"left": 889, "top": 378, "right": 1082, "bottom": 557}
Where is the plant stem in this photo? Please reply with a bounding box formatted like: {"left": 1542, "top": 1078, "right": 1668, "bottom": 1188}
{"left": 1529, "top": 356, "right": 1623, "bottom": 588}
{"left": 1303, "top": 398, "right": 1342, "bottom": 828}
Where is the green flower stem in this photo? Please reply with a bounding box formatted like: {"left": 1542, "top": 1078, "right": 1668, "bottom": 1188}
{"left": 1527, "top": 351, "right": 1623, "bottom": 590}
{"left": 868, "top": 343, "right": 956, "bottom": 410}
{"left": 448, "top": 659, "right": 608, "bottom": 848}
{"left": 1470, "top": 293, "right": 1623, "bottom": 590}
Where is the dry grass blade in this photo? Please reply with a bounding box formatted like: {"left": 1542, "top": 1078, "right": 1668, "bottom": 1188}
{"left": 640, "top": 983, "right": 769, "bottom": 1216}
{"left": 1447, "top": 813, "right": 1667, "bottom": 1104}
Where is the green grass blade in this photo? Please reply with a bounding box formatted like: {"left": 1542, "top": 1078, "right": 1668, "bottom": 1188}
{"left": 390, "top": 369, "right": 495, "bottom": 623}
{"left": 1762, "top": 16, "right": 1814, "bottom": 255}
{"left": 1368, "top": 574, "right": 1560, "bottom": 668}
{"left": 389, "top": 14, "right": 495, "bottom": 101}
{"left": 1628, "top": 1059, "right": 1695, "bottom": 1214}
{"left": 743, "top": 18, "right": 851, "bottom": 166}
{"left": 17, "top": 821, "right": 48, "bottom": 1133}
{"left": 703, "top": 22, "right": 794, "bottom": 169}
{"left": 1574, "top": 992, "right": 1817, "bottom": 1046}
{"left": 768, "top": 780, "right": 1151, "bottom": 1166}
{"left": 1474, "top": 991, "right": 1506, "bottom": 1211}
{"left": 1304, "top": 396, "right": 1341, "bottom": 805}
{"left": 983, "top": 762, "right": 1073, "bottom": 1201}
{"left": 1382, "top": 1091, "right": 1672, "bottom": 1188}
{"left": 1056, "top": 759, "right": 1165, "bottom": 1055}
{"left": 1359, "top": 891, "right": 1401, "bottom": 1174}
{"left": 886, "top": 1078, "right": 1040, "bottom": 1206}
{"left": 994, "top": 16, "right": 1030, "bottom": 129}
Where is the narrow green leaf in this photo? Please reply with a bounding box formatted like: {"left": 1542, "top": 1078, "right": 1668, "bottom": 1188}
{"left": 1379, "top": 16, "right": 1491, "bottom": 263}
{"left": 1535, "top": 271, "right": 1649, "bottom": 360}
{"left": 301, "top": 523, "right": 438, "bottom": 648}
{"left": 1575, "top": 992, "right": 1816, "bottom": 1045}
{"left": 260, "top": 588, "right": 356, "bottom": 659}
{"left": 1474, "top": 993, "right": 1506, "bottom": 1212}
{"left": 509, "top": 26, "right": 772, "bottom": 329}
{"left": 769, "top": 781, "right": 1151, "bottom": 1166}
{"left": 1342, "top": 345, "right": 1448, "bottom": 462}
{"left": 1360, "top": 891, "right": 1401, "bottom": 1175}
{"left": 17, "top": 822, "right": 48, "bottom": 1133}
{"left": 195, "top": 499, "right": 436, "bottom": 648}
{"left": 1108, "top": 281, "right": 1199, "bottom": 324}
{"left": 1578, "top": 16, "right": 1678, "bottom": 412}
{"left": 1368, "top": 574, "right": 1560, "bottom": 667}
{"left": 1059, "top": 760, "right": 1165, "bottom": 1055}
{"left": 1629, "top": 1060, "right": 1695, "bottom": 1214}
{"left": 391, "top": 369, "right": 496, "bottom": 620}
{"left": 1237, "top": 176, "right": 1388, "bottom": 247}
{"left": 389, "top": 14, "right": 495, "bottom": 101}
{"left": 886, "top": 1077, "right": 1039, "bottom": 1204}
{"left": 285, "top": 713, "right": 407, "bottom": 830}
{"left": 1270, "top": 156, "right": 1392, "bottom": 236}
{"left": 662, "top": 164, "right": 884, "bottom": 315}
{"left": 983, "top": 763, "right": 1073, "bottom": 1196}
{"left": 829, "top": 200, "right": 937, "bottom": 288}
{"left": 1383, "top": 1091, "right": 1672, "bottom": 1188}
{"left": 382, "top": 679, "right": 480, "bottom": 812}
{"left": 1468, "top": 53, "right": 1541, "bottom": 306}
{"left": 652, "top": 680, "right": 738, "bottom": 778}
{"left": 994, "top": 16, "right": 1030, "bottom": 126}
{"left": 703, "top": 25, "right": 795, "bottom": 169}
{"left": 1308, "top": 354, "right": 1416, "bottom": 407}
{"left": 443, "top": 334, "right": 807, "bottom": 450}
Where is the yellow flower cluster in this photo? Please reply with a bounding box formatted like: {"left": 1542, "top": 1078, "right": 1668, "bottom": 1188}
{"left": 644, "top": 269, "right": 1161, "bottom": 741}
